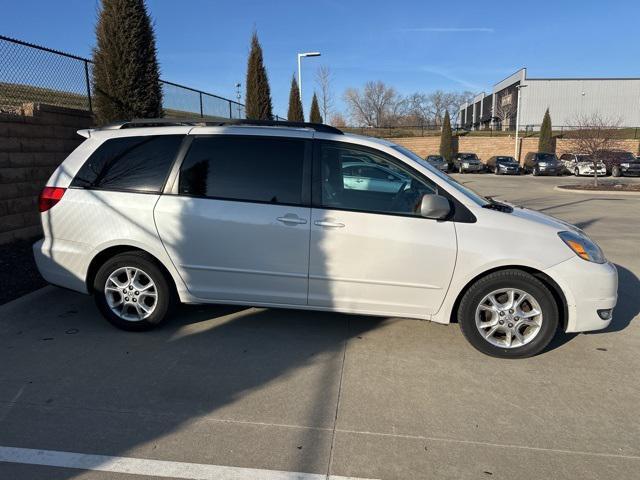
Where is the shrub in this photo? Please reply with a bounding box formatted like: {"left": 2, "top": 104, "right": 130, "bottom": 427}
{"left": 92, "top": 0, "right": 163, "bottom": 125}
{"left": 245, "top": 32, "right": 273, "bottom": 120}
{"left": 287, "top": 76, "right": 304, "bottom": 122}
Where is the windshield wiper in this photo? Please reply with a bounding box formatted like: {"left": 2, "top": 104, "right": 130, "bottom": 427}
{"left": 482, "top": 197, "right": 513, "bottom": 213}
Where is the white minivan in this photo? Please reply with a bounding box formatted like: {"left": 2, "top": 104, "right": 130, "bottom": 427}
{"left": 34, "top": 119, "right": 618, "bottom": 358}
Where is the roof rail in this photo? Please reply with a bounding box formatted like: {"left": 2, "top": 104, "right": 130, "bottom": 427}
{"left": 222, "top": 119, "right": 343, "bottom": 135}
{"left": 105, "top": 118, "right": 344, "bottom": 134}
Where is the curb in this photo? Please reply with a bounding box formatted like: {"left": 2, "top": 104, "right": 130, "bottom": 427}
{"left": 554, "top": 185, "right": 640, "bottom": 196}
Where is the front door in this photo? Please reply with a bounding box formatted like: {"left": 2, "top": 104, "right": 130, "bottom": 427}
{"left": 308, "top": 141, "right": 457, "bottom": 317}
{"left": 155, "top": 134, "right": 312, "bottom": 305}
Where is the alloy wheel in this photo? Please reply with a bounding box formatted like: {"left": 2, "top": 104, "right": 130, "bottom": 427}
{"left": 105, "top": 266, "right": 158, "bottom": 321}
{"left": 474, "top": 288, "right": 543, "bottom": 349}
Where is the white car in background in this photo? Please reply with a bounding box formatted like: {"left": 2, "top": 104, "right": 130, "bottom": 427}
{"left": 342, "top": 161, "right": 409, "bottom": 193}
{"left": 34, "top": 119, "right": 617, "bottom": 359}
{"left": 560, "top": 153, "right": 607, "bottom": 177}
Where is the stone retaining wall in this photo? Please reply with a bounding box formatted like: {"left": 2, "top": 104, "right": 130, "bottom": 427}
{"left": 0, "top": 103, "right": 93, "bottom": 244}
{"left": 391, "top": 136, "right": 640, "bottom": 164}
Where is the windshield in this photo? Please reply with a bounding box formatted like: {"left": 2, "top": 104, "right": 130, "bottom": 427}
{"left": 537, "top": 153, "right": 558, "bottom": 162}
{"left": 576, "top": 155, "right": 593, "bottom": 162}
{"left": 497, "top": 157, "right": 517, "bottom": 164}
{"left": 391, "top": 145, "right": 489, "bottom": 206}
{"left": 459, "top": 154, "right": 478, "bottom": 160}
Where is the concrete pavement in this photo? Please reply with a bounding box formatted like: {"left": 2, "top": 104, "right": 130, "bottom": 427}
{"left": 1, "top": 174, "right": 639, "bottom": 479}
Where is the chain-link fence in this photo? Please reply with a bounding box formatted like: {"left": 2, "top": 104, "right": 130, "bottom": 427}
{"left": 0, "top": 35, "right": 250, "bottom": 120}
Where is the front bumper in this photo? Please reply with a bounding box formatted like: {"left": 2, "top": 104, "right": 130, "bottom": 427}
{"left": 621, "top": 166, "right": 640, "bottom": 176}
{"left": 578, "top": 166, "right": 607, "bottom": 176}
{"left": 537, "top": 165, "right": 560, "bottom": 175}
{"left": 544, "top": 257, "right": 618, "bottom": 333}
{"left": 498, "top": 167, "right": 520, "bottom": 174}
{"left": 462, "top": 164, "right": 483, "bottom": 172}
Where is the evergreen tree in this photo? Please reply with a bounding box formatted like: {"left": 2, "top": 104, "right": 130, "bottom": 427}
{"left": 245, "top": 32, "right": 273, "bottom": 120}
{"left": 439, "top": 111, "right": 455, "bottom": 164}
{"left": 309, "top": 92, "right": 322, "bottom": 123}
{"left": 538, "top": 108, "right": 554, "bottom": 153}
{"left": 287, "top": 76, "right": 304, "bottom": 122}
{"left": 92, "top": 0, "right": 163, "bottom": 125}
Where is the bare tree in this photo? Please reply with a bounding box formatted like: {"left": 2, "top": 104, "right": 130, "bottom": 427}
{"left": 315, "top": 66, "right": 333, "bottom": 123}
{"left": 400, "top": 90, "right": 474, "bottom": 127}
{"left": 329, "top": 112, "right": 347, "bottom": 127}
{"left": 449, "top": 91, "right": 475, "bottom": 124}
{"left": 344, "top": 81, "right": 401, "bottom": 127}
{"left": 566, "top": 113, "right": 623, "bottom": 186}
{"left": 493, "top": 97, "right": 516, "bottom": 131}
{"left": 404, "top": 93, "right": 432, "bottom": 125}
{"left": 425, "top": 90, "right": 453, "bottom": 126}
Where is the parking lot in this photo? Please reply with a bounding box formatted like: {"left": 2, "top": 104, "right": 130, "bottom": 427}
{"left": 1, "top": 174, "right": 639, "bottom": 480}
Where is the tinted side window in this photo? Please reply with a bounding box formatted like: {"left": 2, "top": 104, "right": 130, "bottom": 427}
{"left": 319, "top": 142, "right": 437, "bottom": 216}
{"left": 179, "top": 136, "right": 305, "bottom": 205}
{"left": 72, "top": 135, "right": 184, "bottom": 192}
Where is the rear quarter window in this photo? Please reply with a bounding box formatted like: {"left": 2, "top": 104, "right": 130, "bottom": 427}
{"left": 71, "top": 135, "right": 184, "bottom": 192}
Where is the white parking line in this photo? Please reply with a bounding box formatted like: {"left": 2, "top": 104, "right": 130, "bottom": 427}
{"left": 0, "top": 446, "right": 377, "bottom": 480}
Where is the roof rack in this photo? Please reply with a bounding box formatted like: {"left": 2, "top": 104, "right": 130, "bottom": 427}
{"left": 106, "top": 118, "right": 343, "bottom": 135}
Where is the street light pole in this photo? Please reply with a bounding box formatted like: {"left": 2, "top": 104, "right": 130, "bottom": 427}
{"left": 514, "top": 84, "right": 527, "bottom": 161}
{"left": 297, "top": 52, "right": 321, "bottom": 102}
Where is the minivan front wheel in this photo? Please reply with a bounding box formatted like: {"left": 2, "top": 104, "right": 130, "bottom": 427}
{"left": 457, "top": 270, "right": 558, "bottom": 358}
{"left": 94, "top": 252, "right": 175, "bottom": 331}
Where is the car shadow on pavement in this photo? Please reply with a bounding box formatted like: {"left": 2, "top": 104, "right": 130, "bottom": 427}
{"left": 0, "top": 291, "right": 385, "bottom": 479}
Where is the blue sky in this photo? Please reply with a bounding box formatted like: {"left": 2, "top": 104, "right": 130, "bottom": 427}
{"left": 1, "top": 0, "right": 639, "bottom": 118}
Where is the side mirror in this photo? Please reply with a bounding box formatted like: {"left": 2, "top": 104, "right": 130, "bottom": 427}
{"left": 419, "top": 194, "right": 451, "bottom": 220}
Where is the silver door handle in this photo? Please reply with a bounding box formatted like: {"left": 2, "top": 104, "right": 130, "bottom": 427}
{"left": 314, "top": 220, "right": 345, "bottom": 228}
{"left": 276, "top": 216, "right": 307, "bottom": 225}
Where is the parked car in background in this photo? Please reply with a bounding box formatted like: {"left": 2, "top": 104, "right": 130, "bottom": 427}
{"left": 486, "top": 156, "right": 521, "bottom": 175}
{"left": 523, "top": 152, "right": 562, "bottom": 176}
{"left": 34, "top": 119, "right": 617, "bottom": 359}
{"left": 425, "top": 155, "right": 449, "bottom": 172}
{"left": 342, "top": 161, "right": 409, "bottom": 193}
{"left": 453, "top": 153, "right": 484, "bottom": 174}
{"left": 595, "top": 150, "right": 640, "bottom": 177}
{"left": 559, "top": 153, "right": 606, "bottom": 177}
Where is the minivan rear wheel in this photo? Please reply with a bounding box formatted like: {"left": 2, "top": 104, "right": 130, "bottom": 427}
{"left": 94, "top": 252, "right": 175, "bottom": 331}
{"left": 457, "top": 270, "right": 559, "bottom": 358}
{"left": 612, "top": 166, "right": 622, "bottom": 177}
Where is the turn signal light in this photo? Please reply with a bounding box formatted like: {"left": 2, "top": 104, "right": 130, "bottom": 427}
{"left": 38, "top": 187, "right": 66, "bottom": 212}
{"left": 565, "top": 239, "right": 590, "bottom": 261}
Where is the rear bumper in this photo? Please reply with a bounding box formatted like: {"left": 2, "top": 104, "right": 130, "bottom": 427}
{"left": 544, "top": 257, "right": 618, "bottom": 333}
{"left": 33, "top": 238, "right": 89, "bottom": 294}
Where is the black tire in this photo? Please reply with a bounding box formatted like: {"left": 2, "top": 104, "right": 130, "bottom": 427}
{"left": 459, "top": 165, "right": 464, "bottom": 174}
{"left": 495, "top": 168, "right": 501, "bottom": 175}
{"left": 532, "top": 167, "right": 540, "bottom": 176}
{"left": 612, "top": 166, "right": 622, "bottom": 177}
{"left": 93, "top": 251, "right": 176, "bottom": 331}
{"left": 457, "top": 269, "right": 559, "bottom": 358}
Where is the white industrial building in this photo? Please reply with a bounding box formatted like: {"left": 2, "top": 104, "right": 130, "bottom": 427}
{"left": 458, "top": 68, "right": 640, "bottom": 130}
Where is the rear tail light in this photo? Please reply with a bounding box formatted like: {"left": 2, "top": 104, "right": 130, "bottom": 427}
{"left": 39, "top": 187, "right": 66, "bottom": 212}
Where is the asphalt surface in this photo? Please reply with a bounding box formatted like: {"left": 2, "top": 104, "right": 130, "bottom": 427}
{"left": 1, "top": 174, "right": 639, "bottom": 480}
